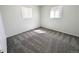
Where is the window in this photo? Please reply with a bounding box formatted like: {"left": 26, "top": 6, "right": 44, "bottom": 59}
{"left": 22, "top": 7, "right": 32, "bottom": 19}
{"left": 50, "top": 6, "right": 63, "bottom": 19}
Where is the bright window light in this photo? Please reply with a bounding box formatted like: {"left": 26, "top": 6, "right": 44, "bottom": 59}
{"left": 50, "top": 6, "right": 63, "bottom": 19}
{"left": 22, "top": 7, "right": 32, "bottom": 19}
{"left": 50, "top": 10, "right": 55, "bottom": 18}
{"left": 55, "top": 10, "right": 60, "bottom": 18}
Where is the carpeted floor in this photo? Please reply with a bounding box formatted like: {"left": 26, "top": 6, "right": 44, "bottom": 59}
{"left": 7, "top": 27, "right": 79, "bottom": 53}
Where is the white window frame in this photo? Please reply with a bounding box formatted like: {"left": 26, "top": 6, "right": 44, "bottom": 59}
{"left": 50, "top": 6, "right": 63, "bottom": 19}
{"left": 22, "top": 7, "right": 32, "bottom": 19}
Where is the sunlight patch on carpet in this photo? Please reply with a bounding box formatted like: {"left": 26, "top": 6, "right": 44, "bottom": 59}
{"left": 34, "top": 30, "right": 46, "bottom": 33}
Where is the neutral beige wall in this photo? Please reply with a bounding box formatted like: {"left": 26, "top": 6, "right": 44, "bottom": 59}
{"left": 40, "top": 5, "right": 79, "bottom": 37}
{"left": 0, "top": 5, "right": 40, "bottom": 37}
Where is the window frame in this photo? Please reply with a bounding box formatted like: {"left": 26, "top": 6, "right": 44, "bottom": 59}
{"left": 22, "top": 7, "right": 33, "bottom": 19}
{"left": 50, "top": 6, "right": 63, "bottom": 19}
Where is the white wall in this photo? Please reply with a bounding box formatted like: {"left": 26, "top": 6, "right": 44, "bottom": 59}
{"left": 41, "top": 5, "right": 79, "bottom": 37}
{"left": 0, "top": 5, "right": 40, "bottom": 37}
{"left": 1, "top": 5, "right": 79, "bottom": 37}
{"left": 0, "top": 12, "right": 7, "bottom": 52}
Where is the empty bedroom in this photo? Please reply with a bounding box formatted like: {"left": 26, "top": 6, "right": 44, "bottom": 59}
{"left": 0, "top": 5, "right": 79, "bottom": 53}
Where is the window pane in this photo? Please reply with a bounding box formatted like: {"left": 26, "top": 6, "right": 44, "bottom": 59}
{"left": 50, "top": 10, "right": 55, "bottom": 18}
{"left": 50, "top": 6, "right": 63, "bottom": 19}
{"left": 55, "top": 10, "right": 60, "bottom": 18}
{"left": 22, "top": 7, "right": 32, "bottom": 19}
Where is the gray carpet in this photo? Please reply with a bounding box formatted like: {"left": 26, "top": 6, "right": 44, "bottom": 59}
{"left": 7, "top": 27, "right": 79, "bottom": 53}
